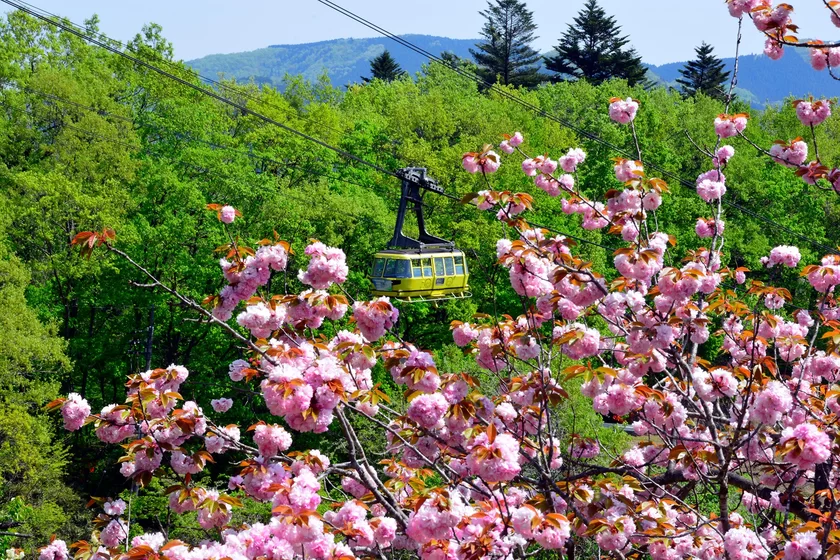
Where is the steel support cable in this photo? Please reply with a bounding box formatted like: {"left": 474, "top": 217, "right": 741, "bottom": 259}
{"left": 313, "top": 0, "right": 840, "bottom": 256}
{"left": 9, "top": 0, "right": 348, "bottom": 139}
{"left": 1, "top": 0, "right": 618, "bottom": 252}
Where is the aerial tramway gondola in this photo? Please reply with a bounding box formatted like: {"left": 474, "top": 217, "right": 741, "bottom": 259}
{"left": 370, "top": 168, "right": 470, "bottom": 303}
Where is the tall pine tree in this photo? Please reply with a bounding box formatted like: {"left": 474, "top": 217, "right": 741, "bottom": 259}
{"left": 470, "top": 0, "right": 544, "bottom": 88}
{"left": 544, "top": 0, "right": 647, "bottom": 86}
{"left": 362, "top": 50, "right": 406, "bottom": 83}
{"left": 676, "top": 43, "right": 731, "bottom": 101}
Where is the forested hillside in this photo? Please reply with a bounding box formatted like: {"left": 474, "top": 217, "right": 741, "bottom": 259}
{"left": 188, "top": 34, "right": 840, "bottom": 105}
{"left": 2, "top": 7, "right": 840, "bottom": 555}
{"left": 647, "top": 49, "right": 840, "bottom": 105}
{"left": 187, "top": 35, "right": 477, "bottom": 87}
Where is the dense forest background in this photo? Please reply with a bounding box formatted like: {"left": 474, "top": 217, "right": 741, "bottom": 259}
{"left": 1, "top": 7, "right": 839, "bottom": 552}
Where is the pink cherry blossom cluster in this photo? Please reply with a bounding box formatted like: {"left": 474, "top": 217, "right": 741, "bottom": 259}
{"left": 795, "top": 99, "right": 832, "bottom": 127}
{"left": 212, "top": 242, "right": 289, "bottom": 321}
{"left": 60, "top": 392, "right": 91, "bottom": 431}
{"left": 352, "top": 297, "right": 399, "bottom": 341}
{"left": 714, "top": 113, "right": 748, "bottom": 138}
{"left": 298, "top": 241, "right": 348, "bottom": 289}
{"left": 609, "top": 97, "right": 639, "bottom": 124}
{"left": 695, "top": 217, "right": 725, "bottom": 238}
{"left": 767, "top": 245, "right": 802, "bottom": 268}
{"left": 770, "top": 138, "right": 809, "bottom": 168}
{"left": 498, "top": 131, "right": 523, "bottom": 154}
{"left": 462, "top": 147, "right": 501, "bottom": 174}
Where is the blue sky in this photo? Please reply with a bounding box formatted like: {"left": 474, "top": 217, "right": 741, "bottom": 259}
{"left": 6, "top": 0, "right": 840, "bottom": 65}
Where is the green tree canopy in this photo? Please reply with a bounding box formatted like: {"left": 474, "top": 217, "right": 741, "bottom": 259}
{"left": 469, "top": 0, "right": 544, "bottom": 88}
{"left": 544, "top": 0, "right": 647, "bottom": 87}
{"left": 677, "top": 42, "right": 731, "bottom": 101}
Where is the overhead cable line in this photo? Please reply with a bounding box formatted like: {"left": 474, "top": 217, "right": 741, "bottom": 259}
{"left": 10, "top": 0, "right": 348, "bottom": 139}
{"left": 1, "top": 0, "right": 402, "bottom": 180}
{"left": 5, "top": 93, "right": 384, "bottom": 192}
{"left": 313, "top": 0, "right": 840, "bottom": 257}
{"left": 1, "top": 0, "right": 616, "bottom": 252}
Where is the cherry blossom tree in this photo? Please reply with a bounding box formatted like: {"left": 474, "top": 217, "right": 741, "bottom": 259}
{"left": 36, "top": 10, "right": 840, "bottom": 560}
{"left": 727, "top": 0, "right": 840, "bottom": 196}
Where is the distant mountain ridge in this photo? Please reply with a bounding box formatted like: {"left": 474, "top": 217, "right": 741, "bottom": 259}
{"left": 187, "top": 36, "right": 839, "bottom": 105}
{"left": 187, "top": 35, "right": 477, "bottom": 89}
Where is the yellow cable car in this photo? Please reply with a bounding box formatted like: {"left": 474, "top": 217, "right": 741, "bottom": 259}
{"left": 370, "top": 249, "right": 470, "bottom": 301}
{"left": 370, "top": 168, "right": 470, "bottom": 302}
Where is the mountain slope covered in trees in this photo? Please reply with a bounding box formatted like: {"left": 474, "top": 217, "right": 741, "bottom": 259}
{"left": 189, "top": 35, "right": 839, "bottom": 105}
{"left": 187, "top": 35, "right": 477, "bottom": 87}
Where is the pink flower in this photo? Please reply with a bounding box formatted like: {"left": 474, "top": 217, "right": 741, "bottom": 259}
{"left": 100, "top": 519, "right": 128, "bottom": 547}
{"left": 39, "top": 540, "right": 69, "bottom": 560}
{"left": 509, "top": 131, "right": 524, "bottom": 147}
{"left": 614, "top": 159, "right": 643, "bottom": 182}
{"left": 462, "top": 151, "right": 501, "bottom": 174}
{"left": 373, "top": 516, "right": 398, "bottom": 546}
{"left": 253, "top": 423, "right": 292, "bottom": 457}
{"left": 811, "top": 48, "right": 829, "bottom": 71}
{"left": 695, "top": 218, "right": 724, "bottom": 238}
{"left": 407, "top": 393, "right": 448, "bottom": 429}
{"left": 642, "top": 190, "right": 662, "bottom": 211}
{"left": 522, "top": 158, "right": 538, "bottom": 177}
{"left": 765, "top": 38, "right": 784, "bottom": 60}
{"left": 61, "top": 393, "right": 90, "bottom": 431}
{"left": 784, "top": 531, "right": 822, "bottom": 560}
{"left": 609, "top": 97, "right": 639, "bottom": 124}
{"left": 715, "top": 145, "right": 735, "bottom": 165}
{"left": 298, "top": 241, "right": 348, "bottom": 289}
{"left": 558, "top": 324, "right": 601, "bottom": 360}
{"left": 104, "top": 498, "right": 127, "bottom": 516}
{"left": 714, "top": 114, "right": 748, "bottom": 138}
{"left": 767, "top": 245, "right": 801, "bottom": 268}
{"left": 499, "top": 139, "right": 514, "bottom": 154}
{"left": 779, "top": 423, "right": 831, "bottom": 470}
{"left": 829, "top": 168, "right": 840, "bottom": 194}
{"left": 220, "top": 205, "right": 236, "bottom": 224}
{"left": 727, "top": 0, "right": 766, "bottom": 18}
{"left": 810, "top": 47, "right": 840, "bottom": 71}
{"left": 466, "top": 432, "right": 521, "bottom": 482}
{"left": 751, "top": 381, "right": 792, "bottom": 424}
{"left": 723, "top": 527, "right": 767, "bottom": 560}
{"left": 452, "top": 323, "right": 478, "bottom": 347}
{"left": 697, "top": 179, "right": 726, "bottom": 202}
{"left": 211, "top": 398, "right": 233, "bottom": 413}
{"left": 559, "top": 148, "right": 586, "bottom": 172}
{"left": 795, "top": 99, "right": 831, "bottom": 127}
{"left": 770, "top": 140, "right": 808, "bottom": 167}
{"left": 341, "top": 476, "right": 369, "bottom": 498}
{"left": 353, "top": 297, "right": 399, "bottom": 342}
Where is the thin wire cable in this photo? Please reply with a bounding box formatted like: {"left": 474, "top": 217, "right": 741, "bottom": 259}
{"left": 1, "top": 0, "right": 617, "bottom": 252}
{"left": 3, "top": 97, "right": 385, "bottom": 192}
{"left": 1, "top": 0, "right": 405, "bottom": 181}
{"left": 314, "top": 0, "right": 840, "bottom": 256}
{"left": 10, "top": 0, "right": 348, "bottom": 139}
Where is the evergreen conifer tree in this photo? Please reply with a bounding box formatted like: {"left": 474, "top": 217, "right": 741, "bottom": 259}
{"left": 469, "top": 0, "right": 544, "bottom": 88}
{"left": 676, "top": 42, "right": 731, "bottom": 101}
{"left": 362, "top": 50, "right": 406, "bottom": 83}
{"left": 544, "top": 0, "right": 647, "bottom": 86}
